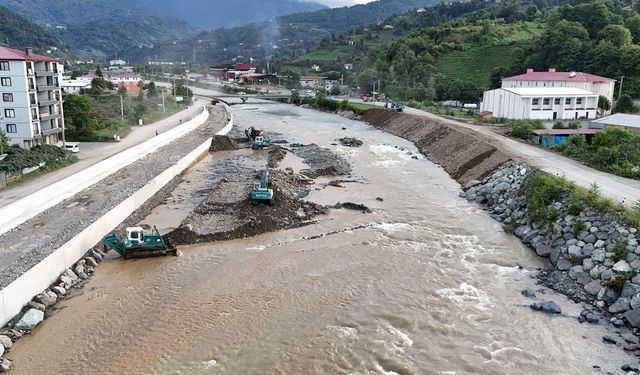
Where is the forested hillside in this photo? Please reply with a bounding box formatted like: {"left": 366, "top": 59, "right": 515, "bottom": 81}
{"left": 0, "top": 0, "right": 198, "bottom": 59}
{"left": 282, "top": 0, "right": 640, "bottom": 105}
{"left": 138, "top": 0, "right": 327, "bottom": 29}
{"left": 0, "top": 5, "right": 61, "bottom": 51}
{"left": 125, "top": 0, "right": 439, "bottom": 63}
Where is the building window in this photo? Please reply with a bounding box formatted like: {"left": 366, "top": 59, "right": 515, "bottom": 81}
{"left": 565, "top": 98, "right": 571, "bottom": 105}
{"left": 0, "top": 77, "right": 11, "bottom": 86}
{"left": 532, "top": 98, "right": 540, "bottom": 105}
{"left": 554, "top": 98, "right": 561, "bottom": 105}
{"left": 2, "top": 93, "right": 12, "bottom": 102}
{"left": 0, "top": 61, "right": 9, "bottom": 71}
{"left": 4, "top": 109, "right": 15, "bottom": 118}
{"left": 543, "top": 98, "right": 550, "bottom": 105}
{"left": 576, "top": 98, "right": 583, "bottom": 105}
{"left": 6, "top": 124, "right": 16, "bottom": 133}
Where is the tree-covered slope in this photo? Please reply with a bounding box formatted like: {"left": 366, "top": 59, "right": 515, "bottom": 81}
{"left": 138, "top": 0, "right": 327, "bottom": 29}
{"left": 0, "top": 4, "right": 61, "bottom": 51}
{"left": 0, "top": 0, "right": 199, "bottom": 59}
{"left": 125, "top": 0, "right": 440, "bottom": 63}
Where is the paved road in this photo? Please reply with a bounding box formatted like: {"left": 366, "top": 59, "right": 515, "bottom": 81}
{"left": 352, "top": 99, "right": 640, "bottom": 206}
{"left": 0, "top": 100, "right": 206, "bottom": 208}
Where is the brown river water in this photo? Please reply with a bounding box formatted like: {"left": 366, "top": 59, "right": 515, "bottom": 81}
{"left": 8, "top": 104, "right": 632, "bottom": 374}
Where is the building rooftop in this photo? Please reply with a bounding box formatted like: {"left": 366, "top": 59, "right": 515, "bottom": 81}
{"left": 0, "top": 46, "right": 59, "bottom": 62}
{"left": 590, "top": 113, "right": 640, "bottom": 129}
{"left": 504, "top": 68, "right": 614, "bottom": 83}
{"left": 532, "top": 128, "right": 600, "bottom": 136}
{"left": 300, "top": 76, "right": 326, "bottom": 80}
{"left": 502, "top": 87, "right": 596, "bottom": 96}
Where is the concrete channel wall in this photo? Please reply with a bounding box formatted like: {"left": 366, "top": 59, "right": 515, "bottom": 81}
{"left": 0, "top": 106, "right": 210, "bottom": 237}
{"left": 0, "top": 105, "right": 233, "bottom": 328}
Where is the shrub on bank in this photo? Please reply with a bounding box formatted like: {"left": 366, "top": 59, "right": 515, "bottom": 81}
{"left": 507, "top": 119, "right": 543, "bottom": 140}
{"left": 0, "top": 144, "right": 68, "bottom": 174}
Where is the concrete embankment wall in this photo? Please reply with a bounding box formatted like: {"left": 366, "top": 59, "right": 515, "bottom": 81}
{"left": 0, "top": 105, "right": 233, "bottom": 328}
{"left": 0, "top": 106, "right": 210, "bottom": 237}
{"left": 361, "top": 109, "right": 510, "bottom": 184}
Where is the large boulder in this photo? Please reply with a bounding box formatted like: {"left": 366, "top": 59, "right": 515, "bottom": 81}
{"left": 624, "top": 309, "right": 640, "bottom": 327}
{"left": 530, "top": 301, "right": 562, "bottom": 314}
{"left": 0, "top": 335, "right": 11, "bottom": 350}
{"left": 584, "top": 280, "right": 602, "bottom": 295}
{"left": 14, "top": 308, "right": 44, "bottom": 331}
{"left": 609, "top": 297, "right": 630, "bottom": 314}
{"left": 0, "top": 358, "right": 10, "bottom": 373}
{"left": 613, "top": 260, "right": 632, "bottom": 273}
{"left": 33, "top": 291, "right": 56, "bottom": 307}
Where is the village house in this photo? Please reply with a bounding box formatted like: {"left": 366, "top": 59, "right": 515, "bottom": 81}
{"left": 300, "top": 76, "right": 326, "bottom": 89}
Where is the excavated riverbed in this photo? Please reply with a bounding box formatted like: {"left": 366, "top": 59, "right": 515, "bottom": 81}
{"left": 5, "top": 103, "right": 635, "bottom": 375}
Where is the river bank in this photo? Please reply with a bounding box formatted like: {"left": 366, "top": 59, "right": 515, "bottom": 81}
{"left": 2, "top": 103, "right": 636, "bottom": 374}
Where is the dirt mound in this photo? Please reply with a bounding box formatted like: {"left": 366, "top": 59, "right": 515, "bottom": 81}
{"left": 337, "top": 137, "right": 363, "bottom": 147}
{"left": 290, "top": 143, "right": 352, "bottom": 178}
{"left": 166, "top": 170, "right": 327, "bottom": 245}
{"left": 209, "top": 135, "right": 239, "bottom": 152}
{"left": 267, "top": 147, "right": 286, "bottom": 168}
{"left": 361, "top": 109, "right": 510, "bottom": 184}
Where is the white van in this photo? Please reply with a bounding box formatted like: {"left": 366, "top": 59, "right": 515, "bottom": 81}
{"left": 64, "top": 142, "right": 80, "bottom": 153}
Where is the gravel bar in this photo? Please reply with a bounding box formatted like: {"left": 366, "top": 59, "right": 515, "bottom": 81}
{"left": 0, "top": 107, "right": 225, "bottom": 289}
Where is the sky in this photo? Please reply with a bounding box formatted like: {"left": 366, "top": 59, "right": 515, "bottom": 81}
{"left": 308, "top": 0, "right": 374, "bottom": 7}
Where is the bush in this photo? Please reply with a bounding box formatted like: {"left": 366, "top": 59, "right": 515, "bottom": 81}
{"left": 612, "top": 236, "right": 628, "bottom": 262}
{"left": 0, "top": 144, "right": 68, "bottom": 174}
{"left": 508, "top": 119, "right": 543, "bottom": 140}
{"left": 571, "top": 219, "right": 587, "bottom": 233}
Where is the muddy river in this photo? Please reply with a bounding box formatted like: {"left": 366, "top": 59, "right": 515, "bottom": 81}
{"left": 8, "top": 104, "right": 631, "bottom": 374}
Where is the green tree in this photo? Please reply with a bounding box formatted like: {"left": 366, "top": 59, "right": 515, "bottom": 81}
{"left": 598, "top": 25, "right": 632, "bottom": 47}
{"left": 489, "top": 67, "right": 509, "bottom": 90}
{"left": 117, "top": 85, "right": 127, "bottom": 95}
{"left": 616, "top": 95, "right": 635, "bottom": 113}
{"left": 147, "top": 81, "right": 158, "bottom": 98}
{"left": 627, "top": 14, "right": 640, "bottom": 43}
{"left": 0, "top": 129, "right": 8, "bottom": 154}
{"left": 90, "top": 77, "right": 107, "bottom": 93}
{"left": 95, "top": 65, "right": 103, "bottom": 78}
{"left": 63, "top": 94, "right": 99, "bottom": 140}
{"left": 598, "top": 95, "right": 611, "bottom": 116}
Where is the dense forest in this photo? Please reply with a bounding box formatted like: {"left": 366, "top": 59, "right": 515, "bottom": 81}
{"left": 124, "top": 0, "right": 439, "bottom": 63}
{"left": 0, "top": 0, "right": 198, "bottom": 59}
{"left": 0, "top": 5, "right": 61, "bottom": 51}
{"left": 281, "top": 0, "right": 640, "bottom": 106}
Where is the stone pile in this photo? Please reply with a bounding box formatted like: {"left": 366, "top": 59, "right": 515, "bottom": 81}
{"left": 462, "top": 161, "right": 640, "bottom": 342}
{"left": 0, "top": 246, "right": 107, "bottom": 372}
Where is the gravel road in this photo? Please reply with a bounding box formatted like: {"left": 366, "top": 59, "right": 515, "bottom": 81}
{"left": 0, "top": 107, "right": 225, "bottom": 289}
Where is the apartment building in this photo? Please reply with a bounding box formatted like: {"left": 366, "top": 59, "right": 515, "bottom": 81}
{"left": 0, "top": 46, "right": 65, "bottom": 149}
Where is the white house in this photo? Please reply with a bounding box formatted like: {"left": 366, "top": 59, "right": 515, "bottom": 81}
{"left": 589, "top": 113, "right": 640, "bottom": 134}
{"left": 480, "top": 87, "right": 598, "bottom": 120}
{"left": 61, "top": 78, "right": 92, "bottom": 93}
{"left": 502, "top": 68, "right": 615, "bottom": 108}
{"left": 109, "top": 59, "right": 126, "bottom": 66}
{"left": 300, "top": 76, "right": 326, "bottom": 89}
{"left": 0, "top": 47, "right": 65, "bottom": 148}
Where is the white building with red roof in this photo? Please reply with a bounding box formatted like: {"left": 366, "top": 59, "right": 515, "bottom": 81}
{"left": 502, "top": 68, "right": 615, "bottom": 105}
{"left": 0, "top": 46, "right": 65, "bottom": 148}
{"left": 480, "top": 68, "right": 615, "bottom": 120}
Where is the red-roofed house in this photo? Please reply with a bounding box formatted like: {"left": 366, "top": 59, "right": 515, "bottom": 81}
{"left": 0, "top": 47, "right": 65, "bottom": 148}
{"left": 209, "top": 63, "right": 257, "bottom": 81}
{"left": 502, "top": 68, "right": 615, "bottom": 107}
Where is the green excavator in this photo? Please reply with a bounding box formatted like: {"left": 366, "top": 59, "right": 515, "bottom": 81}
{"left": 251, "top": 170, "right": 274, "bottom": 204}
{"left": 103, "top": 226, "right": 178, "bottom": 259}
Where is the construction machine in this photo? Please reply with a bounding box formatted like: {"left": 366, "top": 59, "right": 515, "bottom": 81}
{"left": 103, "top": 226, "right": 178, "bottom": 259}
{"left": 385, "top": 97, "right": 405, "bottom": 112}
{"left": 251, "top": 170, "right": 274, "bottom": 204}
{"left": 245, "top": 126, "right": 272, "bottom": 149}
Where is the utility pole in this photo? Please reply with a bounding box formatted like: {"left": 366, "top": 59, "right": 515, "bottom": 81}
{"left": 119, "top": 94, "right": 124, "bottom": 125}
{"left": 618, "top": 76, "right": 625, "bottom": 99}
{"left": 161, "top": 88, "right": 166, "bottom": 113}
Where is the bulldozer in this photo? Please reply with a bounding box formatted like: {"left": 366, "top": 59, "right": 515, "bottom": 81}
{"left": 385, "top": 97, "right": 405, "bottom": 112}
{"left": 103, "top": 226, "right": 178, "bottom": 259}
{"left": 251, "top": 170, "right": 274, "bottom": 204}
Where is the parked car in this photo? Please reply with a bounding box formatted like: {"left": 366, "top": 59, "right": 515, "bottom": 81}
{"left": 64, "top": 142, "right": 80, "bottom": 153}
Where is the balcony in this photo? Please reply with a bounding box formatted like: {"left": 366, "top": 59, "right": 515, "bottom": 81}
{"left": 36, "top": 84, "right": 59, "bottom": 92}
{"left": 41, "top": 127, "right": 62, "bottom": 136}
{"left": 38, "top": 98, "right": 59, "bottom": 106}
{"left": 35, "top": 70, "right": 57, "bottom": 77}
{"left": 39, "top": 112, "right": 61, "bottom": 121}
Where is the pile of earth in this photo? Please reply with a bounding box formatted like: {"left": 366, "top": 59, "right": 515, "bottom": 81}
{"left": 361, "top": 109, "right": 510, "bottom": 184}
{"left": 337, "top": 137, "right": 363, "bottom": 147}
{"left": 166, "top": 169, "right": 327, "bottom": 244}
{"left": 209, "top": 135, "right": 239, "bottom": 152}
{"left": 288, "top": 143, "right": 352, "bottom": 178}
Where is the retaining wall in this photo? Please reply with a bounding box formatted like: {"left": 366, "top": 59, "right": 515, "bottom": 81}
{"left": 0, "top": 106, "right": 209, "bottom": 237}
{"left": 0, "top": 105, "right": 233, "bottom": 327}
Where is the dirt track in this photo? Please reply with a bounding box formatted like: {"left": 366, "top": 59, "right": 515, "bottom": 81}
{"left": 362, "top": 109, "right": 511, "bottom": 184}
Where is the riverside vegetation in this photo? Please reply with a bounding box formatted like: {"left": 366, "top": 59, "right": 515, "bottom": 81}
{"left": 463, "top": 162, "right": 640, "bottom": 357}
